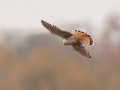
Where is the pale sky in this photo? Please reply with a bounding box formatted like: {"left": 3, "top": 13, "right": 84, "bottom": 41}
{"left": 0, "top": 0, "right": 120, "bottom": 33}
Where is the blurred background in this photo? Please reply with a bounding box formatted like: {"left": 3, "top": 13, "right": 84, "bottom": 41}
{"left": 0, "top": 0, "right": 120, "bottom": 90}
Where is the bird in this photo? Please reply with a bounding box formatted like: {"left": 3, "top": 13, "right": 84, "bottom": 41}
{"left": 41, "top": 20, "right": 94, "bottom": 58}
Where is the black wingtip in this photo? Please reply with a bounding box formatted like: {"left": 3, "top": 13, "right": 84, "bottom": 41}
{"left": 87, "top": 52, "right": 92, "bottom": 58}
{"left": 41, "top": 20, "right": 48, "bottom": 27}
{"left": 41, "top": 20, "right": 45, "bottom": 23}
{"left": 88, "top": 55, "right": 92, "bottom": 58}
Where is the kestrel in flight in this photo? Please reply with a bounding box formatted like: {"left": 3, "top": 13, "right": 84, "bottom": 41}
{"left": 41, "top": 20, "right": 94, "bottom": 58}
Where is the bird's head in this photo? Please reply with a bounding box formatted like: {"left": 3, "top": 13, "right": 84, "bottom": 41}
{"left": 61, "top": 36, "right": 75, "bottom": 45}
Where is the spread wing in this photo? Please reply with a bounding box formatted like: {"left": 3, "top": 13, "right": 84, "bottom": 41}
{"left": 72, "top": 43, "right": 91, "bottom": 58}
{"left": 41, "top": 20, "right": 72, "bottom": 39}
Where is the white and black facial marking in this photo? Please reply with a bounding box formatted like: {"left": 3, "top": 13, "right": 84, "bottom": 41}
{"left": 61, "top": 36, "right": 75, "bottom": 45}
